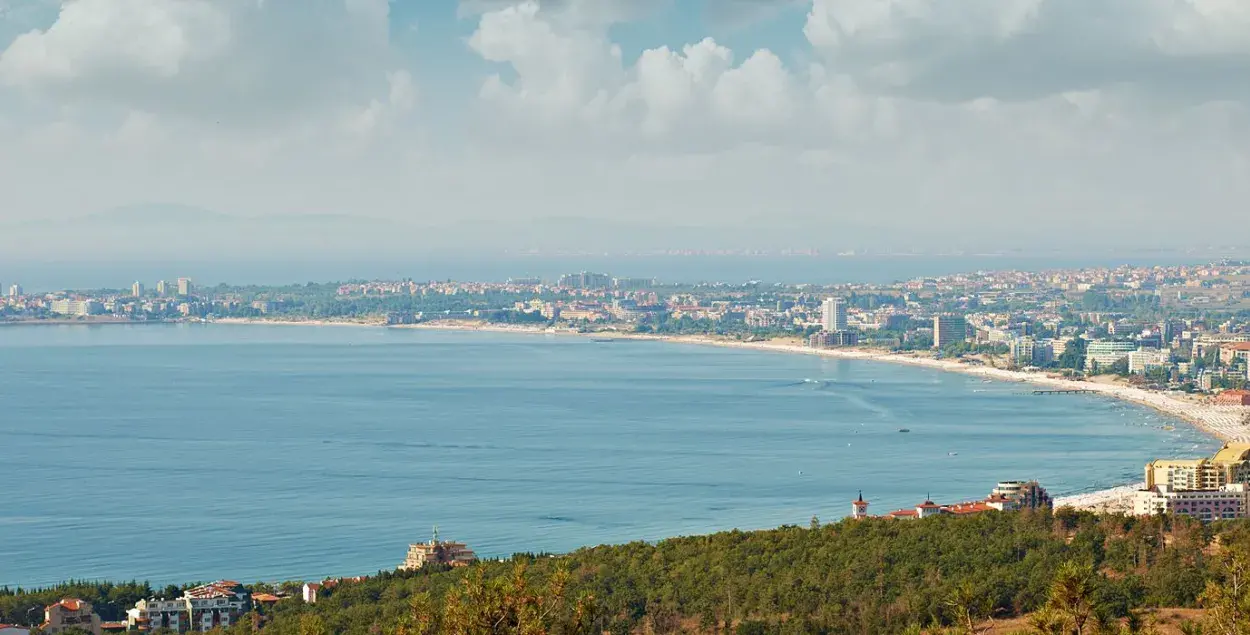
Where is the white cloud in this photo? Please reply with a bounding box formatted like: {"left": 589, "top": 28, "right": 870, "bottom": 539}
{"left": 803, "top": 0, "right": 1250, "bottom": 101}
{"left": 0, "top": 0, "right": 404, "bottom": 127}
{"left": 0, "top": 0, "right": 231, "bottom": 84}
{"left": 468, "top": 2, "right": 805, "bottom": 147}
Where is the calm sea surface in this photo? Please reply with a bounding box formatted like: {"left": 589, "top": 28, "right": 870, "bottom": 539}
{"left": 1, "top": 324, "right": 1215, "bottom": 587}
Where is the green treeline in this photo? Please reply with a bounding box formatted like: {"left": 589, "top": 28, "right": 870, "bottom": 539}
{"left": 7, "top": 510, "right": 1250, "bottom": 634}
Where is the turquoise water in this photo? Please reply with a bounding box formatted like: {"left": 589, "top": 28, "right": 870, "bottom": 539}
{"left": 0, "top": 324, "right": 1214, "bottom": 587}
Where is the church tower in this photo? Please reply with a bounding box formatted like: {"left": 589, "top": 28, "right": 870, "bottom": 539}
{"left": 852, "top": 491, "right": 870, "bottom": 519}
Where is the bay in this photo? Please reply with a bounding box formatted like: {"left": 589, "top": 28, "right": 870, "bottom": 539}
{"left": 0, "top": 324, "right": 1213, "bottom": 587}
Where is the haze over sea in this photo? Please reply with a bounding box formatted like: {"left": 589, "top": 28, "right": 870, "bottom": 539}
{"left": 0, "top": 254, "right": 1212, "bottom": 292}
{"left": 2, "top": 325, "right": 1214, "bottom": 588}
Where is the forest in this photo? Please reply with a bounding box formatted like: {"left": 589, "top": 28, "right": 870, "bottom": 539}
{"left": 5, "top": 509, "right": 1250, "bottom": 634}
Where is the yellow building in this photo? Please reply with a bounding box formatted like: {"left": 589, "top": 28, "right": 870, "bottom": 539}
{"left": 1145, "top": 443, "right": 1250, "bottom": 490}
{"left": 399, "top": 528, "right": 476, "bottom": 570}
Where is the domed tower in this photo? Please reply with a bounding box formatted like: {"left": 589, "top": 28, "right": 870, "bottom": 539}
{"left": 852, "top": 491, "right": 870, "bottom": 519}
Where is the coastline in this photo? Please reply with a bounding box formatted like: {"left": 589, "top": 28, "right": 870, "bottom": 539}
{"left": 212, "top": 317, "right": 1249, "bottom": 513}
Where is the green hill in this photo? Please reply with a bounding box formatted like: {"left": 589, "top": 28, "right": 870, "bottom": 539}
{"left": 5, "top": 509, "right": 1245, "bottom": 634}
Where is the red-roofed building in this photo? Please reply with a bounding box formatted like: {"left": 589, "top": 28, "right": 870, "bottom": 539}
{"left": 1219, "top": 343, "right": 1250, "bottom": 366}
{"left": 41, "top": 599, "right": 101, "bottom": 635}
{"left": 1215, "top": 390, "right": 1250, "bottom": 406}
{"left": 868, "top": 480, "right": 1052, "bottom": 520}
{"left": 301, "top": 582, "right": 322, "bottom": 605}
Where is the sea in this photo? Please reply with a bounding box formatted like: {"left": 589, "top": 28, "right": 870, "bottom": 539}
{"left": 0, "top": 324, "right": 1216, "bottom": 588}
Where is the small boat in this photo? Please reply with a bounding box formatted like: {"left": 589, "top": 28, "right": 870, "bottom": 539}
{"left": 898, "top": 428, "right": 911, "bottom": 433}
{"left": 1163, "top": 425, "right": 1176, "bottom": 431}
{"left": 948, "top": 452, "right": 958, "bottom": 456}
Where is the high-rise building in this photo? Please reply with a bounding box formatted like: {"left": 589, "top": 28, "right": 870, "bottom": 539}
{"left": 8, "top": 284, "right": 21, "bottom": 299}
{"left": 933, "top": 314, "right": 968, "bottom": 349}
{"left": 132, "top": 281, "right": 144, "bottom": 298}
{"left": 177, "top": 278, "right": 192, "bottom": 296}
{"left": 821, "top": 297, "right": 847, "bottom": 332}
{"left": 156, "top": 280, "right": 168, "bottom": 297}
{"left": 557, "top": 272, "right": 611, "bottom": 290}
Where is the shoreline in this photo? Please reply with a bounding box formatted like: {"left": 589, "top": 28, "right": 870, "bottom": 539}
{"left": 214, "top": 317, "right": 1249, "bottom": 512}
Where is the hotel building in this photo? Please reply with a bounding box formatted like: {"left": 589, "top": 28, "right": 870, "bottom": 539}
{"left": 1134, "top": 484, "right": 1249, "bottom": 521}
{"left": 1145, "top": 443, "right": 1250, "bottom": 491}
{"left": 49, "top": 299, "right": 104, "bottom": 316}
{"left": 400, "top": 529, "right": 477, "bottom": 570}
{"left": 1084, "top": 341, "right": 1137, "bottom": 371}
{"left": 933, "top": 314, "right": 968, "bottom": 349}
{"left": 1128, "top": 349, "right": 1171, "bottom": 374}
{"left": 1135, "top": 443, "right": 1250, "bottom": 521}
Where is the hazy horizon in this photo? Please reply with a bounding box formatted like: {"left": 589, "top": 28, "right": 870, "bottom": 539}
{"left": 3, "top": 1, "right": 1249, "bottom": 260}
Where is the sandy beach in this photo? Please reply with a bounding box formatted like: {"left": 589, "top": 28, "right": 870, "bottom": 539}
{"left": 214, "top": 317, "right": 1250, "bottom": 513}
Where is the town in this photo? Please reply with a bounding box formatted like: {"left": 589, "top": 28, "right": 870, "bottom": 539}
{"left": 3, "top": 260, "right": 1248, "bottom": 397}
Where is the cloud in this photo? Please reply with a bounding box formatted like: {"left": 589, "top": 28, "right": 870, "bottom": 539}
{"left": 459, "top": 0, "right": 669, "bottom": 26}
{"left": 803, "top": 0, "right": 1250, "bottom": 102}
{"left": 0, "top": 0, "right": 403, "bottom": 126}
{"left": 1, "top": 0, "right": 1249, "bottom": 255}
{"left": 468, "top": 1, "right": 805, "bottom": 149}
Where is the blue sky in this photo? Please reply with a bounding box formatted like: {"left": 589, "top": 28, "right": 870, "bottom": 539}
{"left": 0, "top": 0, "right": 1249, "bottom": 259}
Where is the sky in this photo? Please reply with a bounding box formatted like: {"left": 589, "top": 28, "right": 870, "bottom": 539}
{"left": 1, "top": 0, "right": 1249, "bottom": 262}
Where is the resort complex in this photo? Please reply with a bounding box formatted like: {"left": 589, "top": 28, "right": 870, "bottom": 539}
{"left": 1135, "top": 443, "right": 1250, "bottom": 521}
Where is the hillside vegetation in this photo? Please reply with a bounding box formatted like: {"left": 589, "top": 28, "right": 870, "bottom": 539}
{"left": 7, "top": 509, "right": 1250, "bottom": 634}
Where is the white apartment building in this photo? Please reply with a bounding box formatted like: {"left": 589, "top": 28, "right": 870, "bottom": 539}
{"left": 48, "top": 299, "right": 103, "bottom": 316}
{"left": 128, "top": 581, "right": 250, "bottom": 633}
{"left": 130, "top": 598, "right": 187, "bottom": 632}
{"left": 1084, "top": 341, "right": 1137, "bottom": 370}
{"left": 1128, "top": 349, "right": 1172, "bottom": 374}
{"left": 821, "top": 297, "right": 847, "bottom": 332}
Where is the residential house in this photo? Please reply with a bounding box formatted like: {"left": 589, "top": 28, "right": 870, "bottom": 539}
{"left": 40, "top": 599, "right": 101, "bottom": 635}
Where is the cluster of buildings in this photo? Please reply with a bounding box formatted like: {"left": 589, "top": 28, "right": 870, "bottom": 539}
{"left": 0, "top": 278, "right": 198, "bottom": 319}
{"left": 1134, "top": 443, "right": 1250, "bottom": 521}
{"left": 852, "top": 481, "right": 1053, "bottom": 520}
{"left": 11, "top": 577, "right": 380, "bottom": 635}
{"left": 6, "top": 582, "right": 252, "bottom": 635}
